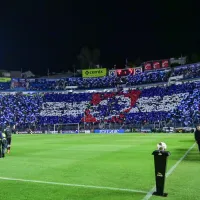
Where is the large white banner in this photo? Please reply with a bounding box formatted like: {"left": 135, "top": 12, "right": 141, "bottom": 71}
{"left": 40, "top": 101, "right": 89, "bottom": 116}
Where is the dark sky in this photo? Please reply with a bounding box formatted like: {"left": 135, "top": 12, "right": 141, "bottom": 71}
{"left": 0, "top": 1, "right": 199, "bottom": 75}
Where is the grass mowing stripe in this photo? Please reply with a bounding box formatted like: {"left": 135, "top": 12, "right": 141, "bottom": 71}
{"left": 165, "top": 143, "right": 196, "bottom": 177}
{"left": 0, "top": 176, "right": 148, "bottom": 194}
{"left": 142, "top": 143, "right": 196, "bottom": 200}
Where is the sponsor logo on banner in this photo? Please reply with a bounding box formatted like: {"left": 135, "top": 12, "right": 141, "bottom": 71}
{"left": 162, "top": 60, "right": 169, "bottom": 68}
{"left": 94, "top": 129, "right": 124, "bottom": 134}
{"left": 134, "top": 67, "right": 143, "bottom": 74}
{"left": 82, "top": 68, "right": 107, "bottom": 78}
{"left": 157, "top": 172, "right": 163, "bottom": 177}
{"left": 17, "top": 131, "right": 43, "bottom": 134}
{"left": 144, "top": 62, "right": 152, "bottom": 70}
{"left": 153, "top": 61, "right": 161, "bottom": 69}
{"left": 0, "top": 77, "right": 11, "bottom": 82}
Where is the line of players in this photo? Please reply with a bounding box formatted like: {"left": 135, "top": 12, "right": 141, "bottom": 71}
{"left": 0, "top": 125, "right": 13, "bottom": 158}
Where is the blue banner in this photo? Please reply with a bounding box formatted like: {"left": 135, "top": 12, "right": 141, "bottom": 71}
{"left": 94, "top": 129, "right": 124, "bottom": 134}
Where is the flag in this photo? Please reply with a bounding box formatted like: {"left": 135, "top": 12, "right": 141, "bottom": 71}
{"left": 161, "top": 60, "right": 169, "bottom": 68}
{"left": 153, "top": 61, "right": 161, "bottom": 69}
{"left": 144, "top": 62, "right": 152, "bottom": 70}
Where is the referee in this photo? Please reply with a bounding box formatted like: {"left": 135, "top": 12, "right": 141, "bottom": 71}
{"left": 4, "top": 124, "right": 12, "bottom": 154}
{"left": 194, "top": 125, "right": 200, "bottom": 152}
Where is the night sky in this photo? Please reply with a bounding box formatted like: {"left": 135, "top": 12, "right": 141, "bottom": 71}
{"left": 0, "top": 1, "right": 199, "bottom": 75}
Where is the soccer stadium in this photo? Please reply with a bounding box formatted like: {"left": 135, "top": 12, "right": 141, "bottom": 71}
{"left": 1, "top": 2, "right": 200, "bottom": 199}
{"left": 0, "top": 58, "right": 200, "bottom": 200}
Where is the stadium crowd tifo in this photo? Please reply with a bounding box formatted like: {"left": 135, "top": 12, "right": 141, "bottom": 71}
{"left": 0, "top": 58, "right": 200, "bottom": 134}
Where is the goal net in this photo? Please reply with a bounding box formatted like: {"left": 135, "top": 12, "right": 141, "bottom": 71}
{"left": 53, "top": 123, "right": 80, "bottom": 134}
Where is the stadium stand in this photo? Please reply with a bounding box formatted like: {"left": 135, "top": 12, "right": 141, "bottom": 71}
{"left": 0, "top": 93, "right": 43, "bottom": 127}
{"left": 125, "top": 70, "right": 170, "bottom": 86}
{"left": 1, "top": 62, "right": 200, "bottom": 92}
{"left": 170, "top": 82, "right": 200, "bottom": 126}
{"left": 1, "top": 62, "right": 200, "bottom": 132}
{"left": 0, "top": 82, "right": 11, "bottom": 90}
{"left": 1, "top": 69, "right": 171, "bottom": 91}
{"left": 171, "top": 62, "right": 200, "bottom": 79}
{"left": 0, "top": 81, "right": 199, "bottom": 132}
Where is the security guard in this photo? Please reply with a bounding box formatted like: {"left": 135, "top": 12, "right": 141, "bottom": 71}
{"left": 0, "top": 131, "right": 7, "bottom": 158}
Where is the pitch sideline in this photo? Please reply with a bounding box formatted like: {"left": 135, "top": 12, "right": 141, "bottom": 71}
{"left": 0, "top": 176, "right": 148, "bottom": 194}
{"left": 142, "top": 143, "right": 196, "bottom": 200}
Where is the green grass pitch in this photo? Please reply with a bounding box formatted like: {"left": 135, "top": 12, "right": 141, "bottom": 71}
{"left": 0, "top": 133, "right": 199, "bottom": 200}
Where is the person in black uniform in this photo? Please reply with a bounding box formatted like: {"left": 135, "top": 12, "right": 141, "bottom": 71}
{"left": 0, "top": 131, "right": 7, "bottom": 158}
{"left": 194, "top": 125, "right": 200, "bottom": 152}
{"left": 4, "top": 125, "right": 12, "bottom": 154}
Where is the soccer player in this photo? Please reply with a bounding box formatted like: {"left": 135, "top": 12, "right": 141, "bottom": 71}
{"left": 4, "top": 125, "right": 12, "bottom": 154}
{"left": 194, "top": 125, "right": 200, "bottom": 152}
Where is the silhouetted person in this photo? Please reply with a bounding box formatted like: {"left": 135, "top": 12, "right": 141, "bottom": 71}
{"left": 4, "top": 125, "right": 12, "bottom": 154}
{"left": 194, "top": 125, "right": 200, "bottom": 152}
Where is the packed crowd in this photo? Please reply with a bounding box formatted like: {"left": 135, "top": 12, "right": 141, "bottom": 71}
{"left": 169, "top": 82, "right": 200, "bottom": 126}
{"left": 0, "top": 82, "right": 11, "bottom": 90}
{"left": 0, "top": 61, "right": 200, "bottom": 130}
{"left": 171, "top": 62, "right": 200, "bottom": 79}
{"left": 28, "top": 70, "right": 171, "bottom": 90}
{"left": 125, "top": 70, "right": 170, "bottom": 86}
{"left": 0, "top": 81, "right": 199, "bottom": 130}
{"left": 0, "top": 69, "right": 172, "bottom": 91}
{"left": 0, "top": 93, "right": 43, "bottom": 127}
{"left": 0, "top": 62, "right": 200, "bottom": 92}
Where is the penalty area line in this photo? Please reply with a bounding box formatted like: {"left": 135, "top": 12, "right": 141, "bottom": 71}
{"left": 0, "top": 176, "right": 148, "bottom": 194}
{"left": 142, "top": 143, "right": 196, "bottom": 200}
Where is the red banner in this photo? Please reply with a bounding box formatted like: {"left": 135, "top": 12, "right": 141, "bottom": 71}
{"left": 144, "top": 62, "right": 152, "bottom": 70}
{"left": 153, "top": 61, "right": 160, "bottom": 69}
{"left": 162, "top": 60, "right": 169, "bottom": 68}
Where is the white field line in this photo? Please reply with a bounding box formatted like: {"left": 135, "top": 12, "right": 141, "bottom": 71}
{"left": 0, "top": 176, "right": 148, "bottom": 194}
{"left": 142, "top": 143, "right": 196, "bottom": 200}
